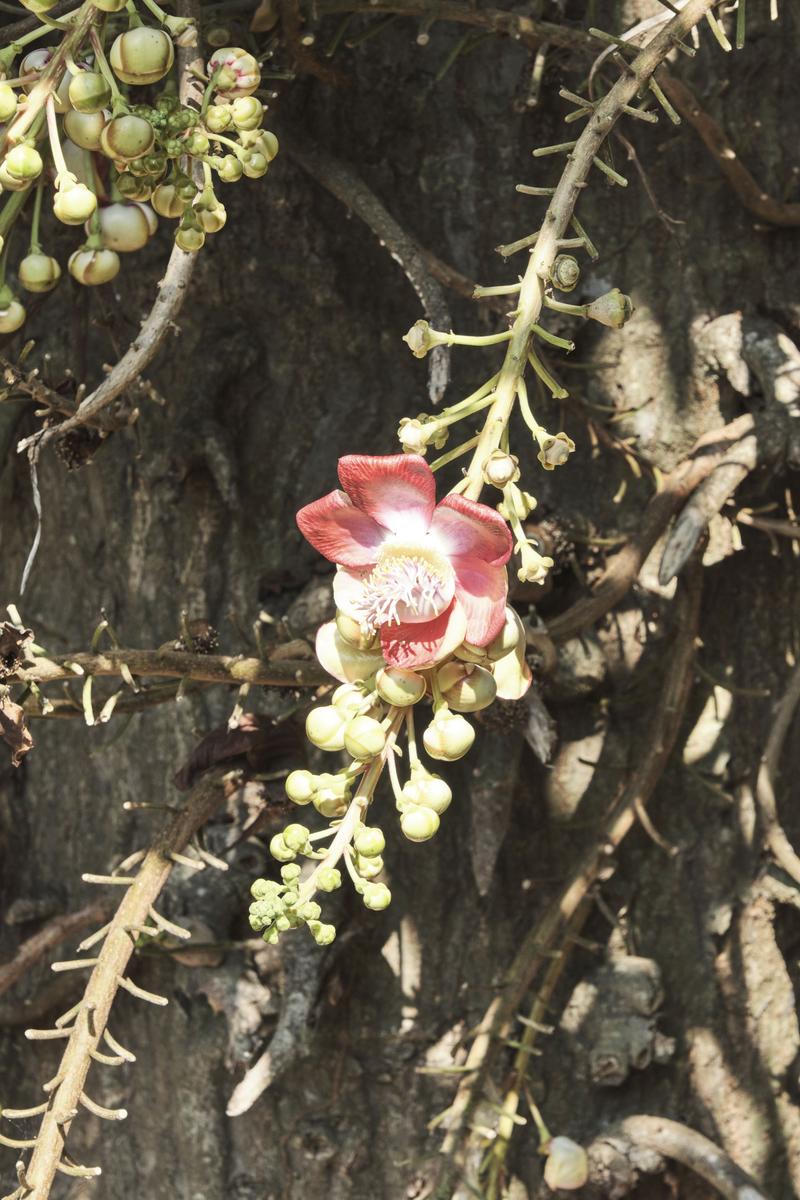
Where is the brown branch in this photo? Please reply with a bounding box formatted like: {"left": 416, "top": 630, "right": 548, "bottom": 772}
{"left": 608, "top": 1115, "right": 772, "bottom": 1200}
{"left": 756, "top": 662, "right": 800, "bottom": 886}
{"left": 0, "top": 0, "right": 78, "bottom": 45}
{"left": 1, "top": 770, "right": 228, "bottom": 1200}
{"left": 0, "top": 904, "right": 109, "bottom": 999}
{"left": 659, "top": 72, "right": 800, "bottom": 228}
{"left": 13, "top": 648, "right": 329, "bottom": 689}
{"left": 437, "top": 560, "right": 703, "bottom": 1191}
{"left": 547, "top": 414, "right": 754, "bottom": 643}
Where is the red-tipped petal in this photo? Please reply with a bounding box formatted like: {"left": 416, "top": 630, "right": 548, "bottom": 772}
{"left": 430, "top": 494, "right": 513, "bottom": 566}
{"left": 452, "top": 555, "right": 508, "bottom": 646}
{"left": 338, "top": 454, "right": 435, "bottom": 538}
{"left": 297, "top": 490, "right": 385, "bottom": 568}
{"left": 380, "top": 601, "right": 468, "bottom": 670}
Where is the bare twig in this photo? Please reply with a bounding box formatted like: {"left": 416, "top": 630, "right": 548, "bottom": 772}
{"left": 0, "top": 904, "right": 109, "bottom": 999}
{"left": 1, "top": 771, "right": 227, "bottom": 1200}
{"left": 756, "top": 662, "right": 800, "bottom": 886}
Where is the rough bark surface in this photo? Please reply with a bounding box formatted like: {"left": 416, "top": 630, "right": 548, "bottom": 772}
{"left": 2, "top": 3, "right": 800, "bottom": 1199}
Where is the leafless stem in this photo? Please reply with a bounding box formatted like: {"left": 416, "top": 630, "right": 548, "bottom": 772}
{"left": 756, "top": 662, "right": 800, "bottom": 886}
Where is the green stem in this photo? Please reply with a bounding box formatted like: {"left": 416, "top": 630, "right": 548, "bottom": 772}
{"left": 527, "top": 345, "right": 568, "bottom": 399}
{"left": 45, "top": 94, "right": 70, "bottom": 180}
{"left": 531, "top": 322, "right": 574, "bottom": 352}
{"left": 0, "top": 186, "right": 30, "bottom": 242}
{"left": 200, "top": 65, "right": 223, "bottom": 116}
{"left": 125, "top": 0, "right": 144, "bottom": 27}
{"left": 516, "top": 377, "right": 544, "bottom": 440}
{"left": 89, "top": 27, "right": 125, "bottom": 108}
{"left": 429, "top": 433, "right": 481, "bottom": 472}
{"left": 138, "top": 0, "right": 168, "bottom": 22}
{"left": 543, "top": 294, "right": 588, "bottom": 317}
{"left": 29, "top": 180, "right": 44, "bottom": 252}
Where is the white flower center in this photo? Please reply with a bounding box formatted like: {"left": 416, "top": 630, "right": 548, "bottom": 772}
{"left": 356, "top": 543, "right": 454, "bottom": 629}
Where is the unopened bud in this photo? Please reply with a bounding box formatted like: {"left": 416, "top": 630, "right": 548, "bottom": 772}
{"left": 332, "top": 683, "right": 367, "bottom": 719}
{"left": 335, "top": 612, "right": 378, "bottom": 651}
{"left": 151, "top": 183, "right": 187, "bottom": 218}
{"left": 585, "top": 288, "right": 634, "bottom": 329}
{"left": 110, "top": 27, "right": 175, "bottom": 85}
{"left": 306, "top": 705, "right": 347, "bottom": 752}
{"left": 100, "top": 114, "right": 155, "bottom": 161}
{"left": 482, "top": 450, "right": 520, "bottom": 488}
{"left": 4, "top": 144, "right": 42, "bottom": 182}
{"left": 401, "top": 771, "right": 452, "bottom": 815}
{"left": 316, "top": 620, "right": 385, "bottom": 686}
{"left": 68, "top": 247, "right": 120, "bottom": 285}
{"left": 354, "top": 826, "right": 385, "bottom": 858}
{"left": 400, "top": 806, "right": 440, "bottom": 842}
{"left": 362, "top": 882, "right": 392, "bottom": 911}
{"left": 308, "top": 920, "right": 336, "bottom": 945}
{"left": 375, "top": 666, "right": 426, "bottom": 707}
{"left": 280, "top": 863, "right": 301, "bottom": 883}
{"left": 317, "top": 868, "right": 342, "bottom": 892}
{"left": 537, "top": 431, "right": 575, "bottom": 471}
{"left": 344, "top": 714, "right": 386, "bottom": 761}
{"left": 486, "top": 608, "right": 522, "bottom": 661}
{"left": 282, "top": 823, "right": 309, "bottom": 852}
{"left": 0, "top": 82, "right": 18, "bottom": 122}
{"left": 208, "top": 47, "right": 261, "bottom": 97}
{"left": 231, "top": 95, "right": 264, "bottom": 130}
{"left": 68, "top": 71, "right": 111, "bottom": 114}
{"left": 422, "top": 709, "right": 475, "bottom": 761}
{"left": 205, "top": 104, "right": 233, "bottom": 133}
{"left": 0, "top": 299, "right": 25, "bottom": 334}
{"left": 18, "top": 253, "right": 60, "bottom": 294}
{"left": 543, "top": 1137, "right": 589, "bottom": 1190}
{"left": 64, "top": 109, "right": 107, "bottom": 151}
{"left": 436, "top": 662, "right": 497, "bottom": 713}
{"left": 269, "top": 834, "right": 295, "bottom": 863}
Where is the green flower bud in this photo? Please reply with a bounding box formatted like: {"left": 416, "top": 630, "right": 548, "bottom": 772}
{"left": 151, "top": 183, "right": 187, "bottom": 218}
{"left": 335, "top": 611, "right": 378, "bottom": 650}
{"left": 6, "top": 143, "right": 42, "bottom": 182}
{"left": 362, "top": 882, "right": 392, "bottom": 911}
{"left": 175, "top": 224, "right": 205, "bottom": 252}
{"left": 174, "top": 174, "right": 198, "bottom": 201}
{"left": 194, "top": 200, "right": 227, "bottom": 233}
{"left": 422, "top": 709, "right": 475, "bottom": 761}
{"left": 18, "top": 253, "right": 61, "bottom": 294}
{"left": 110, "top": 27, "right": 175, "bottom": 86}
{"left": 185, "top": 130, "right": 210, "bottom": 157}
{"left": 205, "top": 103, "right": 233, "bottom": 133}
{"left": 282, "top": 823, "right": 309, "bottom": 853}
{"left": 0, "top": 163, "right": 29, "bottom": 192}
{"left": 402, "top": 773, "right": 452, "bottom": 815}
{"left": 355, "top": 853, "right": 383, "bottom": 879}
{"left": 297, "top": 900, "right": 321, "bottom": 922}
{"left": 436, "top": 662, "right": 497, "bottom": 713}
{"left": 0, "top": 299, "right": 25, "bottom": 334}
{"left": 53, "top": 182, "right": 97, "bottom": 225}
{"left": 208, "top": 46, "right": 261, "bottom": 97}
{"left": 256, "top": 129, "right": 279, "bottom": 161}
{"left": 64, "top": 109, "right": 107, "bottom": 151}
{"left": 242, "top": 149, "right": 268, "bottom": 179}
{"left": 331, "top": 683, "right": 367, "bottom": 719}
{"left": 269, "top": 834, "right": 295, "bottom": 863}
{"left": 96, "top": 201, "right": 153, "bottom": 252}
{"left": 314, "top": 791, "right": 348, "bottom": 819}
{"left": 262, "top": 925, "right": 280, "bottom": 944}
{"left": 585, "top": 288, "right": 634, "bottom": 329}
{"left": 317, "top": 868, "right": 342, "bottom": 892}
{"left": 68, "top": 246, "right": 120, "bottom": 285}
{"left": 0, "top": 82, "right": 18, "bottom": 123}
{"left": 354, "top": 826, "right": 385, "bottom": 858}
{"left": 280, "top": 863, "right": 302, "bottom": 883}
{"left": 344, "top": 714, "right": 386, "bottom": 761}
{"left": 216, "top": 154, "right": 243, "bottom": 183}
{"left": 308, "top": 920, "right": 336, "bottom": 945}
{"left": 306, "top": 705, "right": 347, "bottom": 752}
{"left": 251, "top": 877, "right": 279, "bottom": 900}
{"left": 118, "top": 174, "right": 156, "bottom": 201}
{"left": 543, "top": 1137, "right": 589, "bottom": 1191}
{"left": 231, "top": 95, "right": 263, "bottom": 130}
{"left": 100, "top": 114, "right": 155, "bottom": 162}
{"left": 285, "top": 769, "right": 316, "bottom": 805}
{"left": 375, "top": 666, "right": 426, "bottom": 707}
{"left": 400, "top": 805, "right": 440, "bottom": 842}
{"left": 68, "top": 71, "right": 111, "bottom": 114}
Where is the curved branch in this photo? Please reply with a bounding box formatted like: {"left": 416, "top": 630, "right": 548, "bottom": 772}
{"left": 756, "top": 662, "right": 800, "bottom": 886}
{"left": 613, "top": 1115, "right": 772, "bottom": 1200}
{"left": 0, "top": 903, "right": 109, "bottom": 999}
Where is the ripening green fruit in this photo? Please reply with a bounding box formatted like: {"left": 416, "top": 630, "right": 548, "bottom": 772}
{"left": 68, "top": 247, "right": 121, "bottom": 285}
{"left": 110, "top": 27, "right": 175, "bottom": 86}
{"left": 68, "top": 71, "right": 112, "bottom": 114}
{"left": 0, "top": 82, "right": 18, "bottom": 123}
{"left": 18, "top": 253, "right": 61, "bottom": 294}
{"left": 64, "top": 109, "right": 107, "bottom": 151}
{"left": 100, "top": 114, "right": 155, "bottom": 162}
{"left": 53, "top": 182, "right": 97, "bottom": 225}
{"left": 0, "top": 299, "right": 26, "bottom": 333}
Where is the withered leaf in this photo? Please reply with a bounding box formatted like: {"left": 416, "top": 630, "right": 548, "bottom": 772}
{"left": 174, "top": 712, "right": 302, "bottom": 791}
{"left": 0, "top": 694, "right": 33, "bottom": 766}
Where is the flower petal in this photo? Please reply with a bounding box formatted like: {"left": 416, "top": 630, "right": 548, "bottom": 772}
{"left": 380, "top": 601, "right": 468, "bottom": 670}
{"left": 430, "top": 495, "right": 513, "bottom": 566}
{"left": 492, "top": 610, "right": 532, "bottom": 700}
{"left": 297, "top": 490, "right": 385, "bottom": 568}
{"left": 332, "top": 566, "right": 371, "bottom": 621}
{"left": 452, "top": 555, "right": 508, "bottom": 646}
{"left": 338, "top": 454, "right": 435, "bottom": 538}
{"left": 315, "top": 621, "right": 385, "bottom": 684}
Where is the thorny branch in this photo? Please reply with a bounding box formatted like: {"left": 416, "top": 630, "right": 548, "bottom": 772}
{"left": 0, "top": 770, "right": 228, "bottom": 1200}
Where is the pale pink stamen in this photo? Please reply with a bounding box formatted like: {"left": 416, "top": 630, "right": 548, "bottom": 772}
{"left": 353, "top": 545, "right": 454, "bottom": 629}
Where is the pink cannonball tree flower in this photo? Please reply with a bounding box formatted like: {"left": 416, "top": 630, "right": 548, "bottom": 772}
{"left": 297, "top": 454, "right": 513, "bottom": 671}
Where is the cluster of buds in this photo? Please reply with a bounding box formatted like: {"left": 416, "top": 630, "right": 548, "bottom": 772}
{"left": 0, "top": 1, "right": 278, "bottom": 333}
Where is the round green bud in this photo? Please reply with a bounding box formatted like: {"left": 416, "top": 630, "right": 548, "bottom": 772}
{"left": 185, "top": 130, "right": 210, "bottom": 157}
{"left": 216, "top": 154, "right": 244, "bottom": 184}
{"left": 306, "top": 705, "right": 347, "bottom": 752}
{"left": 54, "top": 182, "right": 97, "bottom": 225}
{"left": 269, "top": 834, "right": 296, "bottom": 863}
{"left": 375, "top": 666, "right": 426, "bottom": 707}
{"left": 285, "top": 769, "right": 316, "bottom": 805}
{"left": 354, "top": 826, "right": 385, "bottom": 858}
{"left": 400, "top": 805, "right": 440, "bottom": 843}
{"left": 297, "top": 901, "right": 321, "bottom": 922}
{"left": 486, "top": 609, "right": 522, "bottom": 660}
{"left": 242, "top": 150, "right": 268, "bottom": 179}
{"left": 436, "top": 662, "right": 497, "bottom": 713}
{"left": 96, "top": 201, "right": 153, "bottom": 253}
{"left": 0, "top": 299, "right": 25, "bottom": 334}
{"left": 355, "top": 853, "right": 383, "bottom": 879}
{"left": 422, "top": 710, "right": 475, "bottom": 761}
{"left": 275, "top": 914, "right": 291, "bottom": 932}
{"left": 5, "top": 144, "right": 42, "bottom": 182}
{"left": 262, "top": 926, "right": 279, "bottom": 944}
{"left": 175, "top": 225, "right": 205, "bottom": 252}
{"left": 0, "top": 82, "right": 18, "bottom": 123}
{"left": 0, "top": 163, "right": 29, "bottom": 192}
{"left": 163, "top": 137, "right": 185, "bottom": 158}
{"left": 402, "top": 773, "right": 452, "bottom": 815}
{"left": 317, "top": 868, "right": 342, "bottom": 892}
{"left": 250, "top": 877, "right": 275, "bottom": 900}
{"left": 314, "top": 792, "right": 347, "bottom": 819}
{"left": 205, "top": 103, "right": 232, "bottom": 133}
{"left": 282, "top": 823, "right": 309, "bottom": 853}
{"left": 18, "top": 253, "right": 61, "bottom": 294}
{"left": 115, "top": 173, "right": 154, "bottom": 201}
{"left": 68, "top": 71, "right": 112, "bottom": 114}
{"left": 195, "top": 201, "right": 227, "bottom": 234}
{"left": 258, "top": 130, "right": 279, "bottom": 161}
{"left": 110, "top": 27, "right": 175, "bottom": 86}
{"left": 68, "top": 247, "right": 120, "bottom": 285}
{"left": 344, "top": 714, "right": 386, "bottom": 761}
{"left": 280, "top": 863, "right": 302, "bottom": 883}
{"left": 308, "top": 920, "right": 336, "bottom": 946}
{"left": 335, "top": 611, "right": 378, "bottom": 649}
{"left": 100, "top": 114, "right": 155, "bottom": 162}
{"left": 362, "top": 882, "right": 392, "bottom": 911}
{"left": 332, "top": 683, "right": 367, "bottom": 719}
{"left": 231, "top": 95, "right": 264, "bottom": 131}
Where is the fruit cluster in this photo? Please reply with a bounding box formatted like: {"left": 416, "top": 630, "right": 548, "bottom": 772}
{"left": 0, "top": 1, "right": 278, "bottom": 332}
